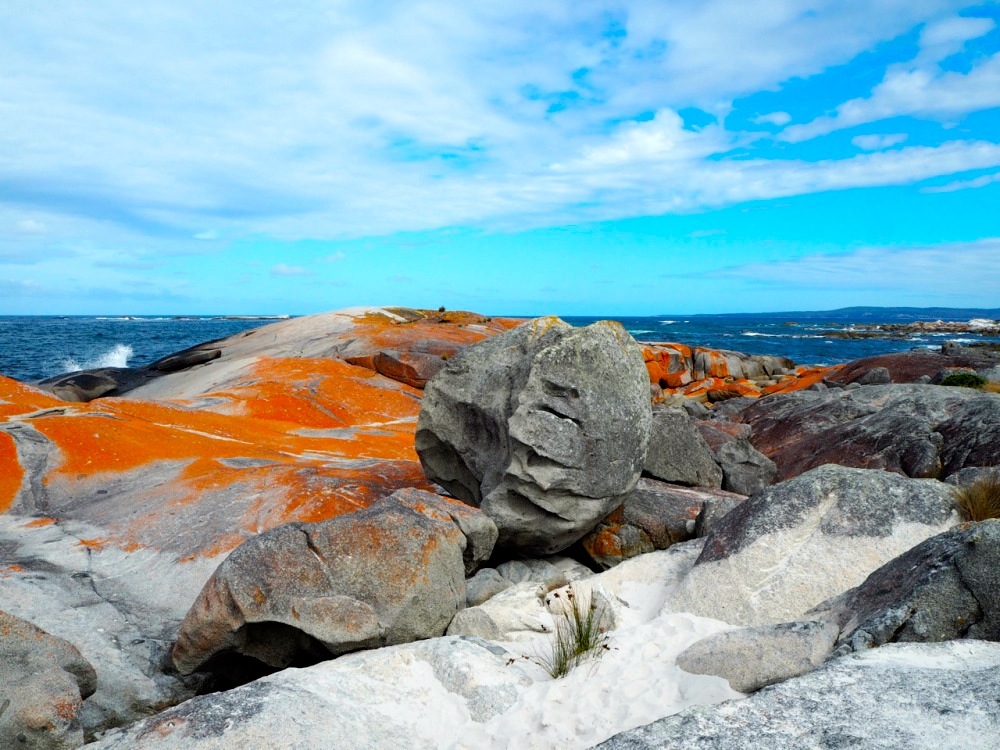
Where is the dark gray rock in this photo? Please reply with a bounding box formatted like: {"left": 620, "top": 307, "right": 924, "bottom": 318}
{"left": 809, "top": 520, "right": 1000, "bottom": 656}
{"left": 858, "top": 366, "right": 891, "bottom": 385}
{"left": 598, "top": 641, "right": 1000, "bottom": 750}
{"left": 740, "top": 384, "right": 1000, "bottom": 482}
{"left": 664, "top": 465, "right": 958, "bottom": 625}
{"left": 0, "top": 609, "right": 98, "bottom": 750}
{"left": 644, "top": 408, "right": 723, "bottom": 488}
{"left": 416, "top": 317, "right": 651, "bottom": 555}
{"left": 677, "top": 619, "right": 839, "bottom": 693}
{"left": 581, "top": 479, "right": 744, "bottom": 569}
{"left": 172, "top": 489, "right": 497, "bottom": 675}
{"left": 714, "top": 440, "right": 776, "bottom": 495}
{"left": 692, "top": 494, "right": 745, "bottom": 538}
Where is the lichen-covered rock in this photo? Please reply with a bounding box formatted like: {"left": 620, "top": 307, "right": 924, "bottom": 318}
{"left": 598, "top": 641, "right": 1000, "bottom": 750}
{"left": 643, "top": 408, "right": 723, "bottom": 488}
{"left": 416, "top": 317, "right": 651, "bottom": 555}
{"left": 0, "top": 609, "right": 98, "bottom": 750}
{"left": 664, "top": 465, "right": 958, "bottom": 625}
{"left": 810, "top": 520, "right": 1000, "bottom": 655}
{"left": 172, "top": 488, "right": 496, "bottom": 676}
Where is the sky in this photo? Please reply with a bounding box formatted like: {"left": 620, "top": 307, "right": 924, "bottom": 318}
{"left": 2, "top": 0, "right": 999, "bottom": 316}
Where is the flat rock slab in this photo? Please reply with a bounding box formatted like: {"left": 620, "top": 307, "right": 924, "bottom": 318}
{"left": 664, "top": 464, "right": 958, "bottom": 625}
{"left": 598, "top": 641, "right": 1000, "bottom": 750}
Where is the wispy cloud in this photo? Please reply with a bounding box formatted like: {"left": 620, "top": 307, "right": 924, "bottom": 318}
{"left": 710, "top": 238, "right": 1000, "bottom": 296}
{"left": 782, "top": 15, "right": 998, "bottom": 142}
{"left": 270, "top": 263, "right": 310, "bottom": 277}
{"left": 921, "top": 171, "right": 1000, "bottom": 193}
{"left": 851, "top": 133, "right": 908, "bottom": 151}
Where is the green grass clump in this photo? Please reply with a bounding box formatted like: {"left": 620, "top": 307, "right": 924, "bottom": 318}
{"left": 940, "top": 372, "right": 988, "bottom": 388}
{"left": 538, "top": 585, "right": 611, "bottom": 679}
{"left": 954, "top": 472, "right": 1000, "bottom": 522}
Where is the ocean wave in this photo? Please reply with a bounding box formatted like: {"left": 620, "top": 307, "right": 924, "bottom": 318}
{"left": 659, "top": 320, "right": 677, "bottom": 325}
{"left": 61, "top": 343, "right": 133, "bottom": 372}
{"left": 628, "top": 329, "right": 654, "bottom": 335}
{"left": 742, "top": 332, "right": 781, "bottom": 337}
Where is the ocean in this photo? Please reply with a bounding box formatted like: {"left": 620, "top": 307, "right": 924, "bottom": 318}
{"left": 1, "top": 309, "right": 999, "bottom": 384}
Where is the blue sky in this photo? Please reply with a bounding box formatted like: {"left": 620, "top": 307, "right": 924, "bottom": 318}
{"left": 2, "top": 0, "right": 999, "bottom": 315}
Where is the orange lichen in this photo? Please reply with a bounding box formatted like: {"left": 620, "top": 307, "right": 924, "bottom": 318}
{"left": 763, "top": 367, "right": 836, "bottom": 395}
{"left": 0, "top": 431, "right": 22, "bottom": 512}
{"left": 0, "top": 376, "right": 63, "bottom": 417}
{"left": 24, "top": 518, "right": 55, "bottom": 527}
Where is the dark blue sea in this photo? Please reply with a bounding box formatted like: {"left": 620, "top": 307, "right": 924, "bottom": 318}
{"left": 1, "top": 308, "right": 999, "bottom": 383}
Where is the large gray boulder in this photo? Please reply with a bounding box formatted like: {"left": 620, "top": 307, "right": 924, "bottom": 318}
{"left": 664, "top": 465, "right": 958, "bottom": 625}
{"left": 0, "top": 609, "right": 98, "bottom": 750}
{"left": 598, "top": 641, "right": 1000, "bottom": 750}
{"left": 172, "top": 488, "right": 497, "bottom": 675}
{"left": 740, "top": 384, "right": 1000, "bottom": 482}
{"left": 810, "top": 519, "right": 1000, "bottom": 655}
{"left": 643, "top": 408, "right": 722, "bottom": 488}
{"left": 416, "top": 317, "right": 651, "bottom": 555}
{"left": 676, "top": 619, "right": 839, "bottom": 693}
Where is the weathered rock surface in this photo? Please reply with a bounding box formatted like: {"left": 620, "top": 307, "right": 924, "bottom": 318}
{"left": 676, "top": 618, "right": 839, "bottom": 693}
{"left": 739, "top": 383, "right": 1000, "bottom": 481}
{"left": 172, "top": 489, "right": 496, "bottom": 675}
{"left": 92, "top": 636, "right": 535, "bottom": 750}
{"left": 416, "top": 317, "right": 652, "bottom": 555}
{"left": 643, "top": 408, "right": 723, "bottom": 488}
{"left": 465, "top": 557, "right": 592, "bottom": 607}
{"left": 664, "top": 465, "right": 958, "bottom": 625}
{"left": 598, "top": 641, "right": 1000, "bottom": 750}
{"left": 581, "top": 480, "right": 744, "bottom": 569}
{"left": 0, "top": 609, "right": 98, "bottom": 750}
{"left": 810, "top": 520, "right": 1000, "bottom": 655}
{"left": 830, "top": 343, "right": 1000, "bottom": 385}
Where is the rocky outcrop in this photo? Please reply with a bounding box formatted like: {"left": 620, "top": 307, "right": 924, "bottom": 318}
{"left": 829, "top": 342, "right": 1000, "bottom": 385}
{"left": 580, "top": 480, "right": 744, "bottom": 569}
{"left": 0, "top": 609, "right": 98, "bottom": 750}
{"left": 809, "top": 519, "right": 1000, "bottom": 655}
{"left": 416, "top": 317, "right": 651, "bottom": 555}
{"left": 598, "top": 641, "right": 1000, "bottom": 750}
{"left": 676, "top": 619, "right": 839, "bottom": 693}
{"left": 740, "top": 383, "right": 1000, "bottom": 481}
{"left": 664, "top": 465, "right": 958, "bottom": 625}
{"left": 172, "top": 489, "right": 496, "bottom": 676}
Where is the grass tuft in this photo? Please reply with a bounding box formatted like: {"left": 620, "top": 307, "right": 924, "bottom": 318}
{"left": 537, "top": 585, "right": 611, "bottom": 679}
{"left": 940, "top": 372, "right": 988, "bottom": 389}
{"left": 954, "top": 472, "right": 1000, "bottom": 522}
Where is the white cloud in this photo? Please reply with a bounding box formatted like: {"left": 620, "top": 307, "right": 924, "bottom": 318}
{"left": 851, "top": 133, "right": 908, "bottom": 150}
{"left": 711, "top": 238, "right": 1000, "bottom": 296}
{"left": 322, "top": 251, "right": 347, "bottom": 262}
{"left": 270, "top": 264, "right": 309, "bottom": 276}
{"left": 753, "top": 112, "right": 792, "bottom": 127}
{"left": 783, "top": 13, "right": 998, "bottom": 142}
{"left": 15, "top": 218, "right": 46, "bottom": 234}
{"left": 0, "top": 0, "right": 989, "bottom": 250}
{"left": 921, "top": 171, "right": 1000, "bottom": 193}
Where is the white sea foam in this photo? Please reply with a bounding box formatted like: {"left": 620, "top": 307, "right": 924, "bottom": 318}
{"left": 659, "top": 320, "right": 677, "bottom": 325}
{"left": 61, "top": 343, "right": 133, "bottom": 372}
{"left": 741, "top": 331, "right": 780, "bottom": 337}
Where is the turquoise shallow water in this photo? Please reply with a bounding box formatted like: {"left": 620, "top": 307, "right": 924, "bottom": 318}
{"left": 1, "top": 309, "right": 998, "bottom": 383}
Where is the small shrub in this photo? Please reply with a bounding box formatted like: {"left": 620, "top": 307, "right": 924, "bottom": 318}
{"left": 537, "top": 585, "right": 611, "bottom": 679}
{"left": 940, "top": 372, "right": 988, "bottom": 388}
{"left": 954, "top": 472, "right": 1000, "bottom": 522}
